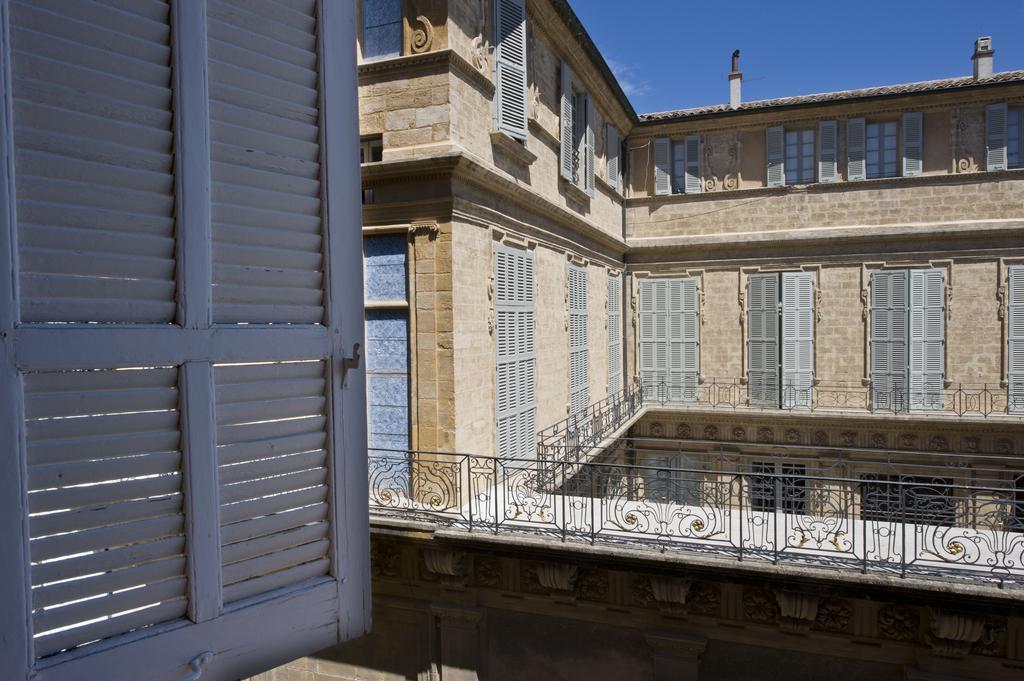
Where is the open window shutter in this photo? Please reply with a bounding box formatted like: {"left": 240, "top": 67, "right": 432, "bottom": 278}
{"left": 638, "top": 280, "right": 656, "bottom": 397}
{"left": 765, "top": 126, "right": 785, "bottom": 187}
{"left": 679, "top": 278, "right": 700, "bottom": 402}
{"left": 568, "top": 264, "right": 589, "bottom": 417}
{"left": 747, "top": 274, "right": 780, "bottom": 407}
{"left": 847, "top": 117, "right": 866, "bottom": 181}
{"left": 0, "top": 3, "right": 370, "bottom": 680}
{"left": 585, "top": 96, "right": 596, "bottom": 197}
{"left": 902, "top": 112, "right": 923, "bottom": 177}
{"left": 494, "top": 245, "right": 536, "bottom": 458}
{"left": 818, "top": 120, "right": 837, "bottom": 182}
{"left": 653, "top": 137, "right": 671, "bottom": 195}
{"left": 1008, "top": 267, "right": 1024, "bottom": 413}
{"left": 493, "top": 0, "right": 528, "bottom": 140}
{"left": 606, "top": 124, "right": 620, "bottom": 190}
{"left": 607, "top": 274, "right": 622, "bottom": 395}
{"left": 909, "top": 269, "right": 945, "bottom": 411}
{"left": 870, "top": 270, "right": 908, "bottom": 411}
{"left": 559, "top": 62, "right": 574, "bottom": 181}
{"left": 684, "top": 135, "right": 702, "bottom": 194}
{"left": 986, "top": 103, "right": 1008, "bottom": 172}
{"left": 781, "top": 272, "right": 814, "bottom": 408}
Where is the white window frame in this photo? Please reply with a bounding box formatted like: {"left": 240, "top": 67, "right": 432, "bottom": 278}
{"left": 784, "top": 128, "right": 815, "bottom": 185}
{"left": 865, "top": 120, "right": 899, "bottom": 179}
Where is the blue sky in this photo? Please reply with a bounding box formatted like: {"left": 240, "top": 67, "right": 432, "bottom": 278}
{"left": 570, "top": 0, "right": 1024, "bottom": 115}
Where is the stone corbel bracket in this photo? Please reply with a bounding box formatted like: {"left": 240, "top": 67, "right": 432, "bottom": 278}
{"left": 774, "top": 591, "right": 820, "bottom": 635}
{"left": 927, "top": 610, "right": 987, "bottom": 659}
{"left": 650, "top": 576, "right": 692, "bottom": 614}
{"left": 409, "top": 220, "right": 439, "bottom": 240}
{"left": 536, "top": 563, "right": 578, "bottom": 594}
{"left": 423, "top": 548, "right": 466, "bottom": 586}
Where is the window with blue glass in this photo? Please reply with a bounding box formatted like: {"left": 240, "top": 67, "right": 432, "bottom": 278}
{"left": 362, "top": 0, "right": 402, "bottom": 61}
{"left": 364, "top": 234, "right": 410, "bottom": 459}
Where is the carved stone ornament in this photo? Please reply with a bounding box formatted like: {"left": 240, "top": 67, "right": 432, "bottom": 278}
{"left": 731, "top": 426, "right": 746, "bottom": 442}
{"left": 812, "top": 430, "right": 829, "bottom": 446}
{"left": 410, "top": 16, "right": 434, "bottom": 54}
{"left": 651, "top": 421, "right": 664, "bottom": 437}
{"left": 470, "top": 35, "right": 489, "bottom": 72}
{"left": 814, "top": 598, "right": 852, "bottom": 633}
{"left": 676, "top": 423, "right": 692, "bottom": 439}
{"left": 650, "top": 576, "right": 692, "bottom": 611}
{"left": 473, "top": 556, "right": 502, "bottom": 588}
{"left": 963, "top": 435, "right": 980, "bottom": 453}
{"left": 703, "top": 425, "right": 719, "bottom": 440}
{"left": 774, "top": 591, "right": 820, "bottom": 635}
{"left": 871, "top": 433, "right": 888, "bottom": 449}
{"left": 756, "top": 427, "right": 774, "bottom": 444}
{"left": 687, "top": 582, "right": 720, "bottom": 616}
{"left": 784, "top": 428, "right": 800, "bottom": 445}
{"left": 487, "top": 270, "right": 496, "bottom": 336}
{"left": 878, "top": 604, "right": 919, "bottom": 643}
{"left": 371, "top": 539, "right": 401, "bottom": 578}
{"left": 898, "top": 432, "right": 918, "bottom": 450}
{"left": 536, "top": 563, "right": 578, "bottom": 593}
{"left": 409, "top": 221, "right": 439, "bottom": 239}
{"left": 929, "top": 435, "right": 948, "bottom": 452}
{"left": 743, "top": 587, "right": 780, "bottom": 624}
{"left": 576, "top": 569, "right": 609, "bottom": 602}
{"left": 423, "top": 549, "right": 465, "bottom": 580}
{"left": 840, "top": 431, "right": 857, "bottom": 446}
{"left": 927, "top": 610, "right": 987, "bottom": 659}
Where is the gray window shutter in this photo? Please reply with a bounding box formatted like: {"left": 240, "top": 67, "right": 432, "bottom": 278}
{"left": 568, "top": 264, "right": 589, "bottom": 417}
{"left": 909, "top": 268, "right": 945, "bottom": 411}
{"left": 607, "top": 274, "right": 622, "bottom": 395}
{"left": 747, "top": 274, "right": 780, "bottom": 407}
{"left": 559, "top": 63, "right": 574, "bottom": 181}
{"left": 818, "top": 120, "right": 838, "bottom": 183}
{"left": 871, "top": 270, "right": 909, "bottom": 411}
{"left": 1009, "top": 266, "right": 1024, "bottom": 412}
{"left": 679, "top": 278, "right": 700, "bottom": 402}
{"left": 781, "top": 272, "right": 814, "bottom": 408}
{"left": 638, "top": 279, "right": 656, "bottom": 397}
{"left": 684, "top": 135, "right": 702, "bottom": 193}
{"left": 495, "top": 245, "right": 536, "bottom": 458}
{"left": 640, "top": 279, "right": 669, "bottom": 400}
{"left": 765, "top": 126, "right": 785, "bottom": 187}
{"left": 902, "top": 112, "right": 923, "bottom": 177}
{"left": 653, "top": 137, "right": 671, "bottom": 195}
{"left": 606, "top": 124, "right": 620, "bottom": 190}
{"left": 493, "top": 0, "right": 528, "bottom": 140}
{"left": 986, "top": 102, "right": 1008, "bottom": 172}
{"left": 585, "top": 96, "right": 596, "bottom": 197}
{"left": 847, "top": 117, "right": 866, "bottom": 181}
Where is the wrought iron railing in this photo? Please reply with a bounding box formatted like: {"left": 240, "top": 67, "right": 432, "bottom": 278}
{"left": 368, "top": 446, "right": 1024, "bottom": 588}
{"left": 536, "top": 379, "right": 644, "bottom": 464}
{"left": 641, "top": 378, "right": 1024, "bottom": 418}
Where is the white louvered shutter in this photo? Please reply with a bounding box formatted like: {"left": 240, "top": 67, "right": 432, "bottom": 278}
{"left": 781, "top": 272, "right": 814, "bottom": 408}
{"left": 559, "top": 62, "right": 574, "bottom": 181}
{"left": 495, "top": 244, "right": 536, "bottom": 458}
{"left": 638, "top": 279, "right": 656, "bottom": 397}
{"left": 1008, "top": 267, "right": 1024, "bottom": 413}
{"left": 747, "top": 274, "right": 780, "bottom": 407}
{"left": 902, "top": 112, "right": 923, "bottom": 177}
{"left": 818, "top": 120, "right": 837, "bottom": 183}
{"left": 568, "top": 264, "right": 589, "bottom": 417}
{"left": 0, "top": 3, "right": 370, "bottom": 680}
{"left": 606, "top": 124, "right": 620, "bottom": 190}
{"left": 679, "top": 278, "right": 700, "bottom": 402}
{"left": 847, "top": 117, "right": 866, "bottom": 181}
{"left": 765, "top": 126, "right": 785, "bottom": 187}
{"left": 871, "top": 270, "right": 909, "bottom": 411}
{"left": 653, "top": 137, "right": 671, "bottom": 195}
{"left": 986, "top": 103, "right": 1008, "bottom": 172}
{"left": 585, "top": 96, "right": 596, "bottom": 198}
{"left": 607, "top": 274, "right": 623, "bottom": 395}
{"left": 493, "top": 0, "right": 528, "bottom": 140}
{"left": 909, "top": 269, "right": 945, "bottom": 411}
{"left": 684, "top": 135, "right": 702, "bottom": 194}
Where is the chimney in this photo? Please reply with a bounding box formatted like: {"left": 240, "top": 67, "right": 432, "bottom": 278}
{"left": 729, "top": 50, "right": 742, "bottom": 108}
{"left": 972, "top": 37, "right": 993, "bottom": 80}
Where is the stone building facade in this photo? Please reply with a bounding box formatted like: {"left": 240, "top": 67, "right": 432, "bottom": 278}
{"left": 259, "top": 1, "right": 1024, "bottom": 680}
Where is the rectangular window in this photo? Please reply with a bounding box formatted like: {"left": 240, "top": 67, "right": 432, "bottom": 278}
{"left": 362, "top": 0, "right": 402, "bottom": 61}
{"left": 860, "top": 475, "right": 956, "bottom": 525}
{"left": 670, "top": 136, "right": 701, "bottom": 194}
{"left": 639, "top": 278, "right": 699, "bottom": 403}
{"left": 495, "top": 245, "right": 536, "bottom": 459}
{"left": 749, "top": 462, "right": 807, "bottom": 514}
{"left": 360, "top": 135, "right": 383, "bottom": 163}
{"left": 641, "top": 453, "right": 701, "bottom": 506}
{"left": 784, "top": 129, "right": 815, "bottom": 184}
{"left": 569, "top": 264, "right": 589, "bottom": 418}
{"left": 559, "top": 63, "right": 595, "bottom": 196}
{"left": 747, "top": 272, "right": 815, "bottom": 408}
{"left": 607, "top": 273, "right": 623, "bottom": 395}
{"left": 866, "top": 121, "right": 898, "bottom": 178}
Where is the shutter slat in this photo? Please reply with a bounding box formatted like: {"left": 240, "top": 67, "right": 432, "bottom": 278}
{"left": 818, "top": 120, "right": 837, "bottom": 182}
{"left": 653, "top": 137, "right": 671, "bottom": 195}
{"left": 559, "top": 63, "right": 574, "bottom": 181}
{"left": 909, "top": 268, "right": 945, "bottom": 410}
{"left": 33, "top": 598, "right": 187, "bottom": 659}
{"left": 986, "top": 103, "right": 1008, "bottom": 172}
{"left": 748, "top": 274, "right": 779, "bottom": 406}
{"left": 781, "top": 272, "right": 814, "bottom": 408}
{"left": 32, "top": 555, "right": 186, "bottom": 611}
{"left": 765, "top": 126, "right": 785, "bottom": 187}
{"left": 902, "top": 112, "right": 923, "bottom": 177}
{"left": 220, "top": 502, "right": 329, "bottom": 546}
{"left": 30, "top": 494, "right": 183, "bottom": 538}
{"left": 1009, "top": 267, "right": 1024, "bottom": 412}
{"left": 684, "top": 135, "right": 701, "bottom": 194}
{"left": 606, "top": 124, "right": 620, "bottom": 190}
{"left": 221, "top": 557, "right": 330, "bottom": 604}
{"left": 222, "top": 521, "right": 328, "bottom": 566}
{"left": 494, "top": 0, "right": 528, "bottom": 140}
{"left": 871, "top": 270, "right": 909, "bottom": 410}
{"left": 30, "top": 514, "right": 183, "bottom": 564}
{"left": 847, "top": 117, "right": 866, "bottom": 181}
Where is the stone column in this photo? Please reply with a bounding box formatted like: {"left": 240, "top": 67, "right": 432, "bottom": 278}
{"left": 431, "top": 605, "right": 484, "bottom": 681}
{"left": 644, "top": 632, "right": 707, "bottom": 681}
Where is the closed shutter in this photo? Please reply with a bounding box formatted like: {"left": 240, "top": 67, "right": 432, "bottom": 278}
{"left": 765, "top": 126, "right": 785, "bottom": 187}
{"left": 638, "top": 279, "right": 656, "bottom": 398}
{"left": 559, "top": 62, "right": 574, "bottom": 181}
{"left": 902, "top": 112, "right": 923, "bottom": 177}
{"left": 585, "top": 96, "right": 596, "bottom": 198}
{"left": 1008, "top": 267, "right": 1024, "bottom": 413}
{"left": 847, "top": 117, "right": 866, "bottom": 181}
{"left": 606, "top": 124, "right": 620, "bottom": 190}
{"left": 781, "top": 272, "right": 814, "bottom": 408}
{"left": 493, "top": 0, "right": 527, "bottom": 140}
{"left": 653, "top": 137, "right": 671, "bottom": 195}
{"left": 678, "top": 278, "right": 700, "bottom": 402}
{"left": 747, "top": 274, "right": 780, "bottom": 407}
{"left": 495, "top": 245, "right": 536, "bottom": 458}
{"left": 569, "top": 264, "right": 589, "bottom": 417}
{"left": 871, "top": 270, "right": 909, "bottom": 411}
{"left": 0, "top": 3, "right": 369, "bottom": 680}
{"left": 986, "top": 102, "right": 1008, "bottom": 172}
{"left": 607, "top": 274, "right": 622, "bottom": 395}
{"left": 909, "top": 268, "right": 945, "bottom": 411}
{"left": 684, "top": 135, "right": 702, "bottom": 194}
{"left": 818, "top": 120, "right": 838, "bottom": 182}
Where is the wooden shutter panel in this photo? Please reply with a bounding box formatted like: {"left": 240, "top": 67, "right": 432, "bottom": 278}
{"left": 765, "top": 126, "right": 785, "bottom": 187}
{"left": 871, "top": 270, "right": 909, "bottom": 411}
{"left": 569, "top": 264, "right": 589, "bottom": 416}
{"left": 495, "top": 245, "right": 535, "bottom": 457}
{"left": 909, "top": 268, "right": 945, "bottom": 411}
{"left": 653, "top": 137, "right": 671, "bottom": 195}
{"left": 902, "top": 112, "right": 923, "bottom": 177}
{"left": 679, "top": 278, "right": 700, "bottom": 402}
{"left": 818, "top": 120, "right": 838, "bottom": 183}
{"left": 606, "top": 124, "right": 620, "bottom": 190}
{"left": 747, "top": 274, "right": 780, "bottom": 407}
{"left": 559, "top": 62, "right": 574, "bottom": 181}
{"left": 781, "top": 272, "right": 814, "bottom": 408}
{"left": 585, "top": 96, "right": 596, "bottom": 198}
{"left": 1009, "top": 266, "right": 1024, "bottom": 413}
{"left": 684, "top": 135, "right": 702, "bottom": 194}
{"left": 607, "top": 274, "right": 622, "bottom": 395}
{"left": 847, "top": 117, "right": 866, "bottom": 181}
{"left": 638, "top": 279, "right": 656, "bottom": 396}
{"left": 986, "top": 102, "right": 1008, "bottom": 172}
{"left": 493, "top": 0, "right": 528, "bottom": 140}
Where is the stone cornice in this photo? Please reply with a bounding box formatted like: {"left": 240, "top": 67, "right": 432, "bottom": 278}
{"left": 358, "top": 48, "right": 495, "bottom": 96}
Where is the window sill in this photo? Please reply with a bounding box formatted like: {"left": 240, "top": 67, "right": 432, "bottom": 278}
{"left": 490, "top": 131, "right": 537, "bottom": 165}
{"left": 595, "top": 173, "right": 621, "bottom": 197}
{"left": 561, "top": 177, "right": 592, "bottom": 204}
